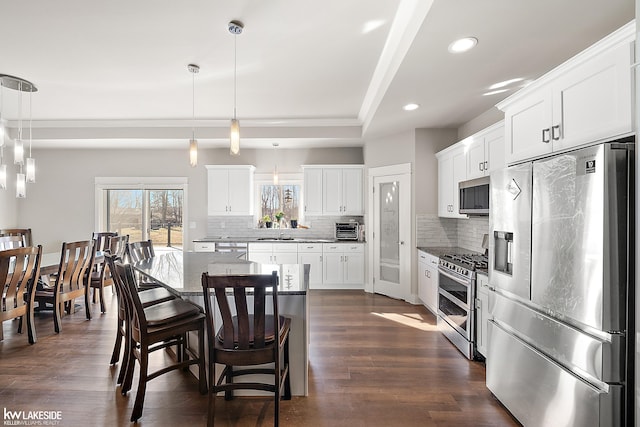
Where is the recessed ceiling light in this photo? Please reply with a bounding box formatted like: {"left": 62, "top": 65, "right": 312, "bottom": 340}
{"left": 448, "top": 37, "right": 478, "bottom": 53}
{"left": 482, "top": 89, "right": 509, "bottom": 96}
{"left": 403, "top": 103, "right": 420, "bottom": 111}
{"left": 489, "top": 78, "right": 524, "bottom": 90}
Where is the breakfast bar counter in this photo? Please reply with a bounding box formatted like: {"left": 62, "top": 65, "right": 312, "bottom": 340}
{"left": 132, "top": 251, "right": 310, "bottom": 396}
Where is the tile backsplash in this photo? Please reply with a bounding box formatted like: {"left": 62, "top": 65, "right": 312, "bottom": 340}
{"left": 206, "top": 215, "right": 364, "bottom": 239}
{"left": 416, "top": 213, "right": 488, "bottom": 253}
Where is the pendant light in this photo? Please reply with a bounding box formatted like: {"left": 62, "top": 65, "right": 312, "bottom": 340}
{"left": 228, "top": 20, "right": 243, "bottom": 156}
{"left": 26, "top": 91, "right": 35, "bottom": 183}
{"left": 272, "top": 143, "right": 279, "bottom": 185}
{"left": 188, "top": 64, "right": 199, "bottom": 167}
{"left": 0, "top": 74, "right": 37, "bottom": 198}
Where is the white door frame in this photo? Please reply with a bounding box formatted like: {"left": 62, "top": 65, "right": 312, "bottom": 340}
{"left": 367, "top": 163, "right": 412, "bottom": 301}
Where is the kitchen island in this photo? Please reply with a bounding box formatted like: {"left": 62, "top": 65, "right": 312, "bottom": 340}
{"left": 132, "top": 251, "right": 309, "bottom": 396}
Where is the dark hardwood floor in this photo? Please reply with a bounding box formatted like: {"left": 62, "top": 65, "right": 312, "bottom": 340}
{"left": 0, "top": 289, "right": 520, "bottom": 426}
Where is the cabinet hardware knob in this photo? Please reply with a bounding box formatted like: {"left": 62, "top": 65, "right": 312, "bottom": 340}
{"left": 552, "top": 124, "right": 561, "bottom": 140}
{"left": 484, "top": 161, "right": 488, "bottom": 170}
{"left": 542, "top": 128, "right": 551, "bottom": 143}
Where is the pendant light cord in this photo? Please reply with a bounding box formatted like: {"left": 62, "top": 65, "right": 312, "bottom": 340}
{"left": 192, "top": 68, "right": 195, "bottom": 140}
{"left": 29, "top": 91, "right": 32, "bottom": 157}
{"left": 233, "top": 33, "right": 237, "bottom": 120}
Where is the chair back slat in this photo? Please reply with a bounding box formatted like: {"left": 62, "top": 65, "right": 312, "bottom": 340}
{"left": 0, "top": 228, "right": 32, "bottom": 247}
{"left": 92, "top": 232, "right": 118, "bottom": 252}
{"left": 55, "top": 240, "right": 95, "bottom": 294}
{"left": 201, "top": 272, "right": 279, "bottom": 351}
{"left": 0, "top": 246, "right": 41, "bottom": 316}
{"left": 108, "top": 235, "right": 130, "bottom": 261}
{"left": 128, "top": 240, "right": 155, "bottom": 263}
{"left": 0, "top": 235, "right": 25, "bottom": 250}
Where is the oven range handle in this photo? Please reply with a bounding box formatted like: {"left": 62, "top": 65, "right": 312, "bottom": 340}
{"left": 437, "top": 266, "right": 472, "bottom": 285}
{"left": 439, "top": 288, "right": 470, "bottom": 311}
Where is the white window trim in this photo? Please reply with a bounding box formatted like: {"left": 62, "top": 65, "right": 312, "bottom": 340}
{"left": 94, "top": 177, "right": 189, "bottom": 246}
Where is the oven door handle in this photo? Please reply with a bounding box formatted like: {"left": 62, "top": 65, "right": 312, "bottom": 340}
{"left": 439, "top": 288, "right": 470, "bottom": 311}
{"left": 437, "top": 267, "right": 469, "bottom": 285}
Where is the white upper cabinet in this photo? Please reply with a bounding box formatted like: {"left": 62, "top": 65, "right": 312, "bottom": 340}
{"left": 303, "top": 165, "right": 364, "bottom": 216}
{"left": 302, "top": 167, "right": 323, "bottom": 216}
{"left": 206, "top": 165, "right": 255, "bottom": 216}
{"left": 499, "top": 22, "right": 634, "bottom": 164}
{"left": 465, "top": 122, "right": 505, "bottom": 179}
{"left": 436, "top": 145, "right": 467, "bottom": 218}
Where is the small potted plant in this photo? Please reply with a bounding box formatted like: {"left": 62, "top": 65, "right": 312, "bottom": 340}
{"left": 275, "top": 211, "right": 285, "bottom": 228}
{"left": 262, "top": 215, "right": 273, "bottom": 228}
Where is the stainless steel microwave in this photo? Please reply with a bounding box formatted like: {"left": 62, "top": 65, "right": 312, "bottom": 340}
{"left": 459, "top": 176, "right": 489, "bottom": 215}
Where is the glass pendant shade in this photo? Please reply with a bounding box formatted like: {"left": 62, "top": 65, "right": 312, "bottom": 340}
{"left": 189, "top": 139, "right": 198, "bottom": 167}
{"left": 273, "top": 165, "right": 279, "bottom": 185}
{"left": 0, "top": 164, "right": 6, "bottom": 189}
{"left": 0, "top": 126, "right": 4, "bottom": 146}
{"left": 230, "top": 118, "right": 240, "bottom": 155}
{"left": 14, "top": 139, "right": 24, "bottom": 164}
{"left": 26, "top": 157, "right": 35, "bottom": 183}
{"left": 16, "top": 172, "right": 25, "bottom": 198}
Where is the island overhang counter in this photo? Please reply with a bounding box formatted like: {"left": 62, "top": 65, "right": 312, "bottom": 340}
{"left": 131, "top": 251, "right": 309, "bottom": 396}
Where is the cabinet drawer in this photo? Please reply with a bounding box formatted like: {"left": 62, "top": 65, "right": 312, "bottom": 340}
{"left": 248, "top": 243, "right": 272, "bottom": 252}
{"left": 273, "top": 243, "right": 297, "bottom": 253}
{"left": 194, "top": 242, "right": 215, "bottom": 252}
{"left": 297, "top": 243, "right": 322, "bottom": 253}
{"left": 343, "top": 244, "right": 364, "bottom": 253}
{"left": 418, "top": 250, "right": 439, "bottom": 265}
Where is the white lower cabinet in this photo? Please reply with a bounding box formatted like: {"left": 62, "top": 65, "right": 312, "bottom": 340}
{"left": 475, "top": 273, "right": 490, "bottom": 359}
{"left": 297, "top": 243, "right": 323, "bottom": 289}
{"left": 417, "top": 250, "right": 438, "bottom": 314}
{"left": 322, "top": 243, "right": 364, "bottom": 288}
{"left": 248, "top": 243, "right": 297, "bottom": 264}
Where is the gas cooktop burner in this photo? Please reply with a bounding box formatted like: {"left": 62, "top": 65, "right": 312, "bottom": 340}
{"left": 439, "top": 253, "right": 488, "bottom": 277}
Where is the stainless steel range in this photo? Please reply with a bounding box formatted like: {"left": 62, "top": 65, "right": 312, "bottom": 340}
{"left": 437, "top": 253, "right": 487, "bottom": 359}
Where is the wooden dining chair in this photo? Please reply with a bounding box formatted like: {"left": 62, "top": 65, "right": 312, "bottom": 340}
{"left": 111, "top": 260, "right": 206, "bottom": 422}
{"left": 89, "top": 232, "right": 118, "bottom": 311}
{"left": 127, "top": 239, "right": 161, "bottom": 289}
{"left": 0, "top": 228, "right": 33, "bottom": 247}
{"left": 34, "top": 240, "right": 96, "bottom": 332}
{"left": 0, "top": 245, "right": 42, "bottom": 344}
{"left": 104, "top": 252, "right": 176, "bottom": 384}
{"left": 201, "top": 271, "right": 292, "bottom": 427}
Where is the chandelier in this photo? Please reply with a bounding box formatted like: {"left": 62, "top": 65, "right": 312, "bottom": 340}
{"left": 0, "top": 74, "right": 37, "bottom": 198}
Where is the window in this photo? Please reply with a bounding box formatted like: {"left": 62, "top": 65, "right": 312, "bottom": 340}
{"left": 95, "top": 177, "right": 188, "bottom": 250}
{"left": 255, "top": 173, "right": 302, "bottom": 225}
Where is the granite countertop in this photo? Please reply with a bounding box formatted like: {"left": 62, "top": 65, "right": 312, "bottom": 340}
{"left": 417, "top": 246, "right": 476, "bottom": 258}
{"left": 194, "top": 237, "right": 352, "bottom": 244}
{"left": 132, "top": 251, "right": 308, "bottom": 296}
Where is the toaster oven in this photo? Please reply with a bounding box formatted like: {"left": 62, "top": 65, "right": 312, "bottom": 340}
{"left": 335, "top": 222, "right": 359, "bottom": 240}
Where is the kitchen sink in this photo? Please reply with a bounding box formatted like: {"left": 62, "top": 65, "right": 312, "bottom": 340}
{"left": 257, "top": 237, "right": 295, "bottom": 241}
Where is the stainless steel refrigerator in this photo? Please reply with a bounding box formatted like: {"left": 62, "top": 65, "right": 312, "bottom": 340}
{"left": 487, "top": 140, "right": 634, "bottom": 427}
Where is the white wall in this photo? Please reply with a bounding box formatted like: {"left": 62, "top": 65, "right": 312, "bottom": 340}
{"left": 0, "top": 181, "right": 18, "bottom": 228}
{"left": 16, "top": 146, "right": 363, "bottom": 252}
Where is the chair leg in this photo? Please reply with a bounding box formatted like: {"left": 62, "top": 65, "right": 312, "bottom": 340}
{"left": 117, "top": 330, "right": 131, "bottom": 385}
{"left": 198, "top": 325, "right": 207, "bottom": 394}
{"left": 110, "top": 319, "right": 123, "bottom": 365}
{"left": 26, "top": 301, "right": 36, "bottom": 344}
{"left": 17, "top": 315, "right": 23, "bottom": 334}
{"left": 99, "top": 287, "right": 106, "bottom": 313}
{"left": 53, "top": 297, "right": 62, "bottom": 333}
{"left": 0, "top": 321, "right": 3, "bottom": 341}
{"left": 283, "top": 336, "right": 291, "bottom": 400}
{"left": 121, "top": 336, "right": 136, "bottom": 394}
{"left": 224, "top": 366, "right": 234, "bottom": 400}
{"left": 84, "top": 290, "right": 92, "bottom": 320}
{"left": 131, "top": 347, "right": 149, "bottom": 422}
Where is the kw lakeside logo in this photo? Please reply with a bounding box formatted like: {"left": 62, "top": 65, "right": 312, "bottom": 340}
{"left": 3, "top": 408, "right": 62, "bottom": 426}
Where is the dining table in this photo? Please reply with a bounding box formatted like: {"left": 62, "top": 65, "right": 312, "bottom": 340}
{"left": 131, "top": 250, "right": 310, "bottom": 397}
{"left": 39, "top": 251, "right": 105, "bottom": 276}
